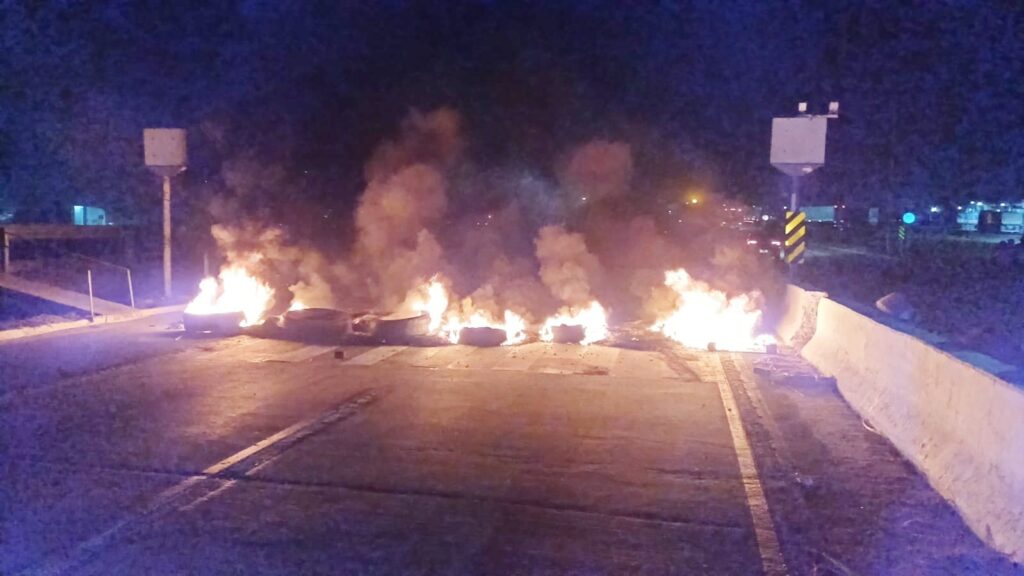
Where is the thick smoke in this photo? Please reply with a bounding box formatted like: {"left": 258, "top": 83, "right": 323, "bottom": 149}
{"left": 558, "top": 140, "right": 633, "bottom": 203}
{"left": 207, "top": 108, "right": 462, "bottom": 313}
{"left": 200, "top": 107, "right": 781, "bottom": 331}
{"left": 534, "top": 225, "right": 603, "bottom": 308}
{"left": 348, "top": 108, "right": 463, "bottom": 309}
{"left": 352, "top": 164, "right": 448, "bottom": 309}
{"left": 210, "top": 223, "right": 336, "bottom": 312}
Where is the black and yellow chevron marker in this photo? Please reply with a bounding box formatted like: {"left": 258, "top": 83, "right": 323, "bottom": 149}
{"left": 784, "top": 210, "right": 806, "bottom": 264}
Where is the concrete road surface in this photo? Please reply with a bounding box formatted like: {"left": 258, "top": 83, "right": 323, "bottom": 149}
{"left": 1, "top": 316, "right": 1020, "bottom": 575}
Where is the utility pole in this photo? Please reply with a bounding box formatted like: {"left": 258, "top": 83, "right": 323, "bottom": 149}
{"left": 162, "top": 175, "right": 172, "bottom": 297}
{"left": 144, "top": 128, "right": 187, "bottom": 299}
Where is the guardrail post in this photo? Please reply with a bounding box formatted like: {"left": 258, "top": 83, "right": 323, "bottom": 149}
{"left": 126, "top": 268, "right": 136, "bottom": 309}
{"left": 87, "top": 269, "right": 95, "bottom": 321}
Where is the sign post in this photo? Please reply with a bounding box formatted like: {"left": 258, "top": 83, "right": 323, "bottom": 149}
{"left": 770, "top": 102, "right": 838, "bottom": 266}
{"left": 143, "top": 128, "right": 187, "bottom": 298}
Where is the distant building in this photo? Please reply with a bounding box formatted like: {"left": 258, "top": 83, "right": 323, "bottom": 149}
{"left": 72, "top": 205, "right": 109, "bottom": 226}
{"left": 957, "top": 202, "right": 1024, "bottom": 234}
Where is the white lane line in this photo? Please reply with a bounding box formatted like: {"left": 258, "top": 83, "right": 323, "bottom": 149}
{"left": 345, "top": 346, "right": 407, "bottom": 366}
{"left": 700, "top": 354, "right": 789, "bottom": 576}
{"left": 262, "top": 344, "right": 336, "bottom": 363}
{"left": 407, "top": 345, "right": 468, "bottom": 369}
{"left": 492, "top": 343, "right": 545, "bottom": 372}
{"left": 534, "top": 343, "right": 584, "bottom": 374}
{"left": 444, "top": 346, "right": 488, "bottom": 370}
{"left": 578, "top": 345, "right": 620, "bottom": 374}
{"left": 30, "top": 408, "right": 335, "bottom": 576}
{"left": 612, "top": 349, "right": 677, "bottom": 379}
{"left": 402, "top": 346, "right": 449, "bottom": 367}
{"left": 33, "top": 389, "right": 380, "bottom": 576}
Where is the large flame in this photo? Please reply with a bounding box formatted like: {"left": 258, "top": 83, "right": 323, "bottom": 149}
{"left": 405, "top": 277, "right": 527, "bottom": 345}
{"left": 407, "top": 277, "right": 449, "bottom": 332}
{"left": 540, "top": 301, "right": 609, "bottom": 345}
{"left": 184, "top": 266, "right": 274, "bottom": 327}
{"left": 651, "top": 268, "right": 774, "bottom": 351}
{"left": 442, "top": 309, "right": 528, "bottom": 346}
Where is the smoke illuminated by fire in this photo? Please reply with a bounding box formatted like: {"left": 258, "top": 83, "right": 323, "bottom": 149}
{"left": 650, "top": 268, "right": 774, "bottom": 351}
{"left": 540, "top": 301, "right": 609, "bottom": 345}
{"left": 187, "top": 110, "right": 783, "bottom": 350}
{"left": 185, "top": 266, "right": 274, "bottom": 327}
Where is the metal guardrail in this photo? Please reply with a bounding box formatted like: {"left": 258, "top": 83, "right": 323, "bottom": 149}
{"left": 1, "top": 230, "right": 135, "bottom": 310}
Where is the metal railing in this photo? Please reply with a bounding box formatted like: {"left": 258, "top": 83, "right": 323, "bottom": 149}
{"left": 1, "top": 230, "right": 136, "bottom": 316}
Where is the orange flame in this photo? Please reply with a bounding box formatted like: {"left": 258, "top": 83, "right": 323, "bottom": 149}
{"left": 540, "top": 301, "right": 609, "bottom": 345}
{"left": 185, "top": 265, "right": 274, "bottom": 327}
{"left": 406, "top": 277, "right": 449, "bottom": 332}
{"left": 405, "top": 277, "right": 527, "bottom": 345}
{"left": 651, "top": 268, "right": 774, "bottom": 351}
{"left": 442, "top": 309, "right": 528, "bottom": 346}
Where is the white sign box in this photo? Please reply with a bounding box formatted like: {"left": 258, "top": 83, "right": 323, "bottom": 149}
{"left": 144, "top": 128, "right": 187, "bottom": 168}
{"left": 770, "top": 117, "right": 827, "bottom": 176}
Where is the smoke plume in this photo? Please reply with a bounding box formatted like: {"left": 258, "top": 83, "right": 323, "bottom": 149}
{"left": 534, "top": 224, "right": 603, "bottom": 308}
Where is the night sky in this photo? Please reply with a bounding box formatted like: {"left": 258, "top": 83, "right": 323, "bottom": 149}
{"left": 2, "top": 1, "right": 1021, "bottom": 230}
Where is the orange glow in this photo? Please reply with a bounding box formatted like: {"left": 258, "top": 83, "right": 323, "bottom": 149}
{"left": 405, "top": 277, "right": 449, "bottom": 332}
{"left": 540, "top": 301, "right": 609, "bottom": 345}
{"left": 651, "top": 268, "right": 774, "bottom": 351}
{"left": 185, "top": 265, "right": 274, "bottom": 327}
{"left": 405, "top": 277, "right": 528, "bottom": 345}
{"left": 442, "top": 309, "right": 528, "bottom": 346}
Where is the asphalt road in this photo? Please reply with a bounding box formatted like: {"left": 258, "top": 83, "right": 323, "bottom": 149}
{"left": 1, "top": 315, "right": 1020, "bottom": 575}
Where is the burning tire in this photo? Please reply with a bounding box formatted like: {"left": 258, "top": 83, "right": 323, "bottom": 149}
{"left": 458, "top": 326, "right": 506, "bottom": 347}
{"left": 183, "top": 311, "right": 244, "bottom": 334}
{"left": 550, "top": 324, "right": 585, "bottom": 344}
{"left": 280, "top": 308, "right": 351, "bottom": 339}
{"left": 374, "top": 313, "right": 431, "bottom": 341}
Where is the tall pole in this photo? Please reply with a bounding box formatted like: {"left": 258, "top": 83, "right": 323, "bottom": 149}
{"left": 163, "top": 175, "right": 172, "bottom": 298}
{"left": 789, "top": 175, "right": 801, "bottom": 212}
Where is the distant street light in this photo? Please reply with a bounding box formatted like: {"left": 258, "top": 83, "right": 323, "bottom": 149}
{"left": 143, "top": 128, "right": 187, "bottom": 299}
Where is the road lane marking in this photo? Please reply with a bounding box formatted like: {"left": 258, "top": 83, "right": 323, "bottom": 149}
{"left": 345, "top": 345, "right": 407, "bottom": 366}
{"left": 443, "top": 346, "right": 489, "bottom": 370}
{"left": 612, "top": 349, "right": 677, "bottom": 379}
{"left": 578, "top": 345, "right": 620, "bottom": 375}
{"left": 492, "top": 343, "right": 545, "bottom": 371}
{"left": 401, "top": 346, "right": 450, "bottom": 367}
{"left": 698, "top": 353, "right": 789, "bottom": 576}
{"left": 30, "top": 388, "right": 381, "bottom": 576}
{"left": 179, "top": 388, "right": 382, "bottom": 511}
{"left": 262, "top": 344, "right": 336, "bottom": 363}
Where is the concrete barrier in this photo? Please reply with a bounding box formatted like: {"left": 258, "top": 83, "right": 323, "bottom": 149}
{"left": 0, "top": 304, "right": 186, "bottom": 343}
{"left": 800, "top": 296, "right": 1024, "bottom": 562}
{"left": 775, "top": 284, "right": 826, "bottom": 350}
